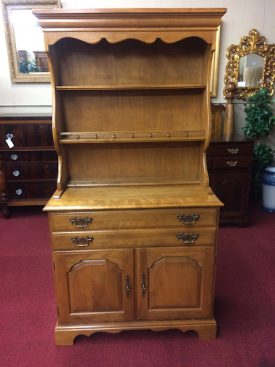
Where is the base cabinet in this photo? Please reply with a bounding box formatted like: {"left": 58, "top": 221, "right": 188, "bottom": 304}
{"left": 55, "top": 247, "right": 215, "bottom": 326}
{"left": 207, "top": 137, "right": 254, "bottom": 225}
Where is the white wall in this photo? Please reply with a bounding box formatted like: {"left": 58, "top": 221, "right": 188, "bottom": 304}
{"left": 0, "top": 0, "right": 274, "bottom": 142}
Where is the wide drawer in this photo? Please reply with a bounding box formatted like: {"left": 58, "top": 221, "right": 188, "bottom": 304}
{"left": 207, "top": 142, "right": 253, "bottom": 157}
{"left": 5, "top": 161, "right": 58, "bottom": 179}
{"left": 0, "top": 123, "right": 53, "bottom": 148}
{"left": 212, "top": 156, "right": 252, "bottom": 169}
{"left": 49, "top": 207, "right": 218, "bottom": 231}
{"left": 1, "top": 150, "right": 57, "bottom": 162}
{"left": 8, "top": 180, "right": 56, "bottom": 200}
{"left": 51, "top": 227, "right": 217, "bottom": 250}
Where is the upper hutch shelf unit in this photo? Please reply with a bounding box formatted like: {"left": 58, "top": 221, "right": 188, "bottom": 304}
{"left": 34, "top": 8, "right": 226, "bottom": 345}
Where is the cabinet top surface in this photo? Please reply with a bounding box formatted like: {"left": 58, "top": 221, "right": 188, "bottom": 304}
{"left": 34, "top": 8, "right": 227, "bottom": 16}
{"left": 44, "top": 185, "right": 222, "bottom": 212}
{"left": 210, "top": 135, "right": 254, "bottom": 144}
{"left": 34, "top": 8, "right": 226, "bottom": 37}
{"left": 0, "top": 114, "right": 51, "bottom": 120}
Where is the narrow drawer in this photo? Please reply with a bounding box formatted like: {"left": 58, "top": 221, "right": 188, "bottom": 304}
{"left": 212, "top": 156, "right": 252, "bottom": 169}
{"left": 2, "top": 151, "right": 57, "bottom": 162}
{"left": 51, "top": 227, "right": 217, "bottom": 250}
{"left": 5, "top": 161, "right": 58, "bottom": 179}
{"left": 207, "top": 142, "right": 253, "bottom": 157}
{"left": 49, "top": 208, "right": 218, "bottom": 232}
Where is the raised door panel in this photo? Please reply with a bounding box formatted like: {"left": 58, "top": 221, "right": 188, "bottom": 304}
{"left": 54, "top": 249, "right": 134, "bottom": 324}
{"left": 136, "top": 247, "right": 215, "bottom": 320}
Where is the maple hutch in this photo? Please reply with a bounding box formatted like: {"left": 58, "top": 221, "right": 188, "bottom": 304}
{"left": 34, "top": 8, "right": 226, "bottom": 345}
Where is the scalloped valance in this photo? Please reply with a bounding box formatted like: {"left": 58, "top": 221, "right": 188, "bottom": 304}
{"left": 33, "top": 8, "right": 226, "bottom": 47}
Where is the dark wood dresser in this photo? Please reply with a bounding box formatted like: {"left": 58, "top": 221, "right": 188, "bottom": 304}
{"left": 207, "top": 136, "right": 254, "bottom": 225}
{"left": 0, "top": 114, "right": 57, "bottom": 216}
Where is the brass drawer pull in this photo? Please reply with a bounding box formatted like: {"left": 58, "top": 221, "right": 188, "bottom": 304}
{"left": 71, "top": 236, "right": 93, "bottom": 247}
{"left": 125, "top": 275, "right": 131, "bottom": 297}
{"left": 177, "top": 214, "right": 200, "bottom": 225}
{"left": 69, "top": 217, "right": 93, "bottom": 228}
{"left": 176, "top": 232, "right": 199, "bottom": 244}
{"left": 227, "top": 148, "right": 239, "bottom": 155}
{"left": 226, "top": 160, "right": 238, "bottom": 167}
{"left": 141, "top": 273, "right": 147, "bottom": 297}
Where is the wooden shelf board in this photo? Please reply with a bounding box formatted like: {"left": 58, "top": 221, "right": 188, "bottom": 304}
{"left": 56, "top": 85, "right": 206, "bottom": 91}
{"left": 67, "top": 178, "right": 200, "bottom": 187}
{"left": 59, "top": 137, "right": 205, "bottom": 144}
{"left": 59, "top": 130, "right": 205, "bottom": 144}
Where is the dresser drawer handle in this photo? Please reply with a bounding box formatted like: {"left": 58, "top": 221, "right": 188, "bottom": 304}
{"left": 227, "top": 148, "right": 239, "bottom": 155}
{"left": 69, "top": 217, "right": 93, "bottom": 228}
{"left": 141, "top": 273, "right": 147, "bottom": 297}
{"left": 71, "top": 236, "right": 93, "bottom": 247}
{"left": 226, "top": 160, "right": 238, "bottom": 167}
{"left": 125, "top": 275, "right": 131, "bottom": 297}
{"left": 176, "top": 232, "right": 199, "bottom": 244}
{"left": 177, "top": 214, "right": 200, "bottom": 225}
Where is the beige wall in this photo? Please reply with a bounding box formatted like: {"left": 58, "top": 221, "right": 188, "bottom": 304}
{"left": 0, "top": 0, "right": 274, "bottom": 147}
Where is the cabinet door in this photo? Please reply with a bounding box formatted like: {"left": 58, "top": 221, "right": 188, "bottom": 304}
{"left": 54, "top": 249, "right": 134, "bottom": 324}
{"left": 136, "top": 247, "right": 215, "bottom": 320}
{"left": 210, "top": 171, "right": 251, "bottom": 217}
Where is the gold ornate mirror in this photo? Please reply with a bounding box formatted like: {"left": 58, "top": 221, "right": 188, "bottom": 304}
{"left": 224, "top": 29, "right": 275, "bottom": 100}
{"left": 223, "top": 29, "right": 275, "bottom": 140}
{"left": 1, "top": 0, "right": 60, "bottom": 83}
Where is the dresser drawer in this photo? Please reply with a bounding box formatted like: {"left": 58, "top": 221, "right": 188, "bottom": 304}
{"left": 49, "top": 208, "right": 218, "bottom": 232}
{"left": 5, "top": 161, "right": 57, "bottom": 179}
{"left": 51, "top": 227, "right": 216, "bottom": 250}
{"left": 2, "top": 150, "right": 57, "bottom": 162}
{"left": 8, "top": 180, "right": 56, "bottom": 200}
{"left": 0, "top": 123, "right": 53, "bottom": 148}
{"left": 207, "top": 143, "right": 253, "bottom": 157}
{"left": 212, "top": 156, "right": 252, "bottom": 169}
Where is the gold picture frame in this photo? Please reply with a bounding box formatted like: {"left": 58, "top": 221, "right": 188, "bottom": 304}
{"left": 210, "top": 25, "right": 221, "bottom": 98}
{"left": 224, "top": 29, "right": 275, "bottom": 100}
{"left": 1, "top": 0, "right": 60, "bottom": 83}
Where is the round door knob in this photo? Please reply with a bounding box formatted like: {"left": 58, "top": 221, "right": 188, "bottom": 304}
{"left": 15, "top": 188, "right": 23, "bottom": 196}
{"left": 12, "top": 170, "right": 20, "bottom": 177}
{"left": 11, "top": 154, "right": 19, "bottom": 161}
{"left": 6, "top": 133, "right": 14, "bottom": 139}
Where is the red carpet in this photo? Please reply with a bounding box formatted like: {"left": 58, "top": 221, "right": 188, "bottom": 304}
{"left": 1, "top": 203, "right": 275, "bottom": 367}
